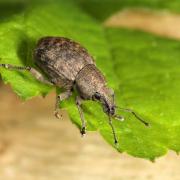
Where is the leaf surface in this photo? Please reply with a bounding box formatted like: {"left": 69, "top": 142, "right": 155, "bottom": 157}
{"left": 0, "top": 0, "right": 179, "bottom": 160}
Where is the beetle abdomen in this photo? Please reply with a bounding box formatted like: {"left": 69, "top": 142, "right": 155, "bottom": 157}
{"left": 34, "top": 37, "right": 95, "bottom": 87}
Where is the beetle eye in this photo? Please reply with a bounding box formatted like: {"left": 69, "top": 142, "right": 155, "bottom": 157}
{"left": 94, "top": 92, "right": 101, "bottom": 100}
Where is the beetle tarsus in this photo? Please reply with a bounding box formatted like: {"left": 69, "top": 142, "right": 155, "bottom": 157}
{"left": 80, "top": 127, "right": 86, "bottom": 136}
{"left": 54, "top": 90, "right": 72, "bottom": 119}
{"left": 114, "top": 139, "right": 118, "bottom": 145}
{"left": 76, "top": 96, "right": 87, "bottom": 137}
{"left": 114, "top": 114, "right": 124, "bottom": 121}
{"left": 54, "top": 110, "right": 62, "bottom": 119}
{"left": 108, "top": 115, "right": 118, "bottom": 145}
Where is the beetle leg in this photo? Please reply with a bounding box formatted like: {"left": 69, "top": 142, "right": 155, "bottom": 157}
{"left": 29, "top": 68, "right": 53, "bottom": 85}
{"left": 108, "top": 115, "right": 118, "bottom": 144}
{"left": 76, "top": 96, "right": 86, "bottom": 136}
{"left": 54, "top": 90, "right": 72, "bottom": 119}
{"left": 113, "top": 114, "right": 124, "bottom": 121}
{"left": 0, "top": 63, "right": 53, "bottom": 85}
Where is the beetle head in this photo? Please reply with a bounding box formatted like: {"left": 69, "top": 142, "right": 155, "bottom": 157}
{"left": 93, "top": 87, "right": 149, "bottom": 145}
{"left": 93, "top": 87, "right": 115, "bottom": 116}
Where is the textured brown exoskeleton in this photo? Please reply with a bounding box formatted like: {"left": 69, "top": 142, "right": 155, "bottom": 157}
{"left": 0, "top": 37, "right": 149, "bottom": 144}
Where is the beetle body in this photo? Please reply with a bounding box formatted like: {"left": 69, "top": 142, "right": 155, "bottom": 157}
{"left": 34, "top": 37, "right": 95, "bottom": 89}
{"left": 34, "top": 37, "right": 115, "bottom": 115}
{"left": 0, "top": 36, "right": 149, "bottom": 144}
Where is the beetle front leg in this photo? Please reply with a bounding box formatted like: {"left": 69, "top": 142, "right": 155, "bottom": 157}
{"left": 0, "top": 63, "right": 53, "bottom": 85}
{"left": 76, "top": 96, "right": 86, "bottom": 136}
{"left": 113, "top": 114, "right": 124, "bottom": 121}
{"left": 54, "top": 90, "right": 72, "bottom": 119}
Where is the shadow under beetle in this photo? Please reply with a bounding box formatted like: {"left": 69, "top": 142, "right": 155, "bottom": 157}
{"left": 0, "top": 37, "right": 149, "bottom": 144}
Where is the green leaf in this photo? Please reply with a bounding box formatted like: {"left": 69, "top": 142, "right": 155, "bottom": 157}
{"left": 63, "top": 28, "right": 180, "bottom": 160}
{"left": 104, "top": 28, "right": 180, "bottom": 159}
{"left": 0, "top": 0, "right": 180, "bottom": 160}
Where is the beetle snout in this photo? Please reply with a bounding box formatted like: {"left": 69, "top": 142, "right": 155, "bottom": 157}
{"left": 103, "top": 104, "right": 115, "bottom": 116}
{"left": 109, "top": 106, "right": 115, "bottom": 116}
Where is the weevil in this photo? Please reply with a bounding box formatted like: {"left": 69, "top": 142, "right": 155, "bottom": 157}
{"left": 0, "top": 37, "right": 149, "bottom": 144}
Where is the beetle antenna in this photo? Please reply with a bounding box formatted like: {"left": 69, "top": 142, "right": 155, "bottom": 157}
{"left": 108, "top": 115, "right": 118, "bottom": 144}
{"left": 115, "top": 107, "right": 149, "bottom": 126}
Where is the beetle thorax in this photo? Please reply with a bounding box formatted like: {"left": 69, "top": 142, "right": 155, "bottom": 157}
{"left": 75, "top": 64, "right": 115, "bottom": 115}
{"left": 75, "top": 64, "right": 106, "bottom": 98}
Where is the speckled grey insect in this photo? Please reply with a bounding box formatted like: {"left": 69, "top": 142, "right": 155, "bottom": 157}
{"left": 0, "top": 37, "right": 149, "bottom": 144}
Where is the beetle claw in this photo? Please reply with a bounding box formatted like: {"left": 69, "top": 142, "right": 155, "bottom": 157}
{"left": 80, "top": 127, "right": 86, "bottom": 137}
{"left": 54, "top": 110, "right": 62, "bottom": 119}
{"left": 114, "top": 139, "right": 118, "bottom": 145}
{"left": 114, "top": 115, "right": 124, "bottom": 121}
